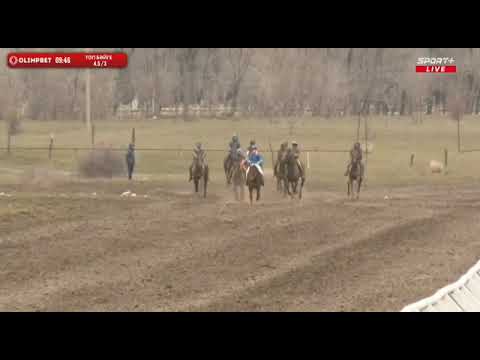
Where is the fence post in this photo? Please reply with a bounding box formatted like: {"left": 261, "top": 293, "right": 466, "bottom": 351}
{"left": 444, "top": 148, "right": 448, "bottom": 168}
{"left": 48, "top": 133, "right": 54, "bottom": 160}
{"left": 7, "top": 130, "right": 11, "bottom": 155}
{"left": 131, "top": 127, "right": 136, "bottom": 145}
{"left": 410, "top": 153, "right": 415, "bottom": 167}
{"left": 91, "top": 124, "right": 95, "bottom": 147}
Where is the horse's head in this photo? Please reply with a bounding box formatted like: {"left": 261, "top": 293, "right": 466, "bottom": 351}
{"left": 286, "top": 151, "right": 297, "bottom": 164}
{"left": 193, "top": 152, "right": 206, "bottom": 170}
{"left": 246, "top": 162, "right": 259, "bottom": 181}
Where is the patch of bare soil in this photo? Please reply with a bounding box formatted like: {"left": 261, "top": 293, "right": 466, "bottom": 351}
{"left": 1, "top": 181, "right": 480, "bottom": 311}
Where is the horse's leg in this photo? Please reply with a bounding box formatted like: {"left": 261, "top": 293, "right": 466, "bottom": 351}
{"left": 240, "top": 183, "right": 245, "bottom": 201}
{"left": 289, "top": 182, "right": 294, "bottom": 199}
{"left": 356, "top": 178, "right": 362, "bottom": 200}
{"left": 285, "top": 179, "right": 291, "bottom": 197}
{"left": 347, "top": 179, "right": 351, "bottom": 198}
{"left": 194, "top": 178, "right": 199, "bottom": 193}
{"left": 249, "top": 186, "right": 253, "bottom": 205}
{"left": 299, "top": 178, "right": 304, "bottom": 199}
{"left": 224, "top": 158, "right": 228, "bottom": 180}
{"left": 203, "top": 173, "right": 207, "bottom": 198}
{"left": 257, "top": 185, "right": 261, "bottom": 201}
{"left": 224, "top": 159, "right": 231, "bottom": 185}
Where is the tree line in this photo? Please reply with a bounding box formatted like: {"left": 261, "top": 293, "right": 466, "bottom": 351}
{"left": 1, "top": 48, "right": 479, "bottom": 121}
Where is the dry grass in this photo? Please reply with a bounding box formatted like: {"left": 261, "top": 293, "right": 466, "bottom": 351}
{"left": 1, "top": 115, "right": 480, "bottom": 189}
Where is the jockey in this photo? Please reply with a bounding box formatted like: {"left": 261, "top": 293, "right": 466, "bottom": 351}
{"left": 228, "top": 134, "right": 241, "bottom": 160}
{"left": 247, "top": 139, "right": 256, "bottom": 156}
{"left": 345, "top": 142, "right": 363, "bottom": 176}
{"left": 246, "top": 144, "right": 265, "bottom": 186}
{"left": 227, "top": 148, "right": 246, "bottom": 184}
{"left": 291, "top": 141, "right": 305, "bottom": 178}
{"left": 275, "top": 141, "right": 288, "bottom": 176}
{"left": 189, "top": 142, "right": 205, "bottom": 182}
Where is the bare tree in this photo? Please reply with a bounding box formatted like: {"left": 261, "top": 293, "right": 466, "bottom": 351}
{"left": 224, "top": 48, "right": 254, "bottom": 117}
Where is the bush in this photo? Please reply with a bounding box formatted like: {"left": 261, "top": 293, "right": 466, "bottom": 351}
{"left": 78, "top": 146, "right": 125, "bottom": 178}
{"left": 5, "top": 110, "right": 23, "bottom": 136}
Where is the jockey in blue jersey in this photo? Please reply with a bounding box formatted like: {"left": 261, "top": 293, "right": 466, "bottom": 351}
{"left": 246, "top": 144, "right": 264, "bottom": 186}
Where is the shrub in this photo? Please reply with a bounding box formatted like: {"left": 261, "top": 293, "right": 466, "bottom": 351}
{"left": 5, "top": 110, "right": 23, "bottom": 136}
{"left": 78, "top": 145, "right": 125, "bottom": 178}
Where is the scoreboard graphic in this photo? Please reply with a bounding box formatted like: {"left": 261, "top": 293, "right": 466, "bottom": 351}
{"left": 7, "top": 52, "right": 128, "bottom": 69}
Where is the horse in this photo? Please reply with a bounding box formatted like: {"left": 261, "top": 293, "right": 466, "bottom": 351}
{"left": 274, "top": 151, "right": 287, "bottom": 193}
{"left": 192, "top": 153, "right": 209, "bottom": 198}
{"left": 224, "top": 153, "right": 234, "bottom": 185}
{"left": 347, "top": 159, "right": 363, "bottom": 200}
{"left": 231, "top": 160, "right": 246, "bottom": 201}
{"left": 246, "top": 163, "right": 263, "bottom": 204}
{"left": 283, "top": 153, "right": 305, "bottom": 199}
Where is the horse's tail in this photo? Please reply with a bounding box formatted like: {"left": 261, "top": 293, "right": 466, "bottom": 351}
{"left": 204, "top": 164, "right": 209, "bottom": 181}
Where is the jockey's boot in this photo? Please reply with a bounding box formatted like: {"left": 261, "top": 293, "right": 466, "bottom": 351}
{"left": 344, "top": 164, "right": 350, "bottom": 176}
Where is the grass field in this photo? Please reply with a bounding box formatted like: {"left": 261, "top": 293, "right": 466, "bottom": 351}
{"left": 2, "top": 115, "right": 480, "bottom": 190}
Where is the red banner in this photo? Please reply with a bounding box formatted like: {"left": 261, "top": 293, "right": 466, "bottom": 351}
{"left": 7, "top": 52, "right": 128, "bottom": 69}
{"left": 416, "top": 65, "right": 457, "bottom": 73}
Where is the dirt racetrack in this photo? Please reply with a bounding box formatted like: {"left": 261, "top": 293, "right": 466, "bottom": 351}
{"left": 2, "top": 178, "right": 480, "bottom": 311}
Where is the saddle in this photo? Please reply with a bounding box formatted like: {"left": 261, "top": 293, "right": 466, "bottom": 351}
{"left": 246, "top": 163, "right": 264, "bottom": 177}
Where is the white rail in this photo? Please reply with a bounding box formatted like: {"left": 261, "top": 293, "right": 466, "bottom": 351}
{"left": 402, "top": 260, "right": 480, "bottom": 312}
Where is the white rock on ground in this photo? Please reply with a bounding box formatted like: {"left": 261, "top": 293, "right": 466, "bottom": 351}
{"left": 429, "top": 160, "right": 444, "bottom": 173}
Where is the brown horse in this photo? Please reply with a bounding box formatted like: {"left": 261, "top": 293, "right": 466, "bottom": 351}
{"left": 274, "top": 151, "right": 287, "bottom": 193}
{"left": 231, "top": 160, "right": 246, "bottom": 201}
{"left": 347, "top": 159, "right": 363, "bottom": 200}
{"left": 283, "top": 153, "right": 305, "bottom": 199}
{"left": 246, "top": 164, "right": 263, "bottom": 204}
{"left": 224, "top": 153, "right": 236, "bottom": 185}
{"left": 192, "top": 153, "right": 209, "bottom": 198}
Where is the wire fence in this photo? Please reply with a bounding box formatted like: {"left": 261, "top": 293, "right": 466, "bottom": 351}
{"left": 0, "top": 146, "right": 351, "bottom": 152}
